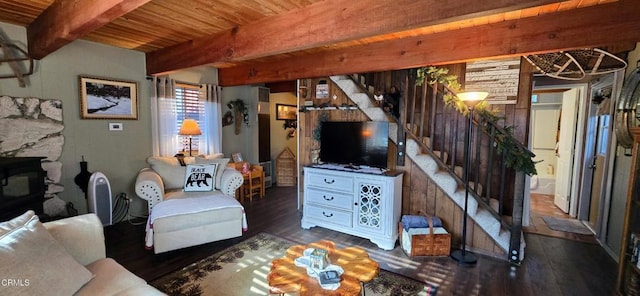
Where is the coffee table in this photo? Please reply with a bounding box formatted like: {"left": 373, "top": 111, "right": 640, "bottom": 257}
{"left": 268, "top": 240, "right": 379, "bottom": 295}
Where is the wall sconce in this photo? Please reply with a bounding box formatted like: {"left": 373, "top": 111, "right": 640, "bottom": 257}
{"left": 178, "top": 119, "right": 201, "bottom": 156}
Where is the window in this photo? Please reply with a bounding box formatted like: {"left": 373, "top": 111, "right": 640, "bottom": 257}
{"left": 175, "top": 83, "right": 205, "bottom": 153}
{"left": 596, "top": 115, "right": 610, "bottom": 155}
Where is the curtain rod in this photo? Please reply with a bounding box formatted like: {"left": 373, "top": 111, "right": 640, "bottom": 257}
{"left": 146, "top": 76, "right": 202, "bottom": 88}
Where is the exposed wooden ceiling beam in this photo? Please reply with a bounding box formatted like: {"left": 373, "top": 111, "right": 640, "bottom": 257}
{"left": 27, "top": 0, "right": 150, "bottom": 59}
{"left": 218, "top": 0, "right": 640, "bottom": 86}
{"left": 146, "top": 0, "right": 566, "bottom": 75}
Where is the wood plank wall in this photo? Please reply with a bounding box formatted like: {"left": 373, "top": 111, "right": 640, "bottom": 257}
{"left": 296, "top": 73, "right": 520, "bottom": 258}
{"left": 431, "top": 60, "right": 533, "bottom": 216}
{"left": 297, "top": 78, "right": 373, "bottom": 168}
{"left": 474, "top": 58, "right": 534, "bottom": 213}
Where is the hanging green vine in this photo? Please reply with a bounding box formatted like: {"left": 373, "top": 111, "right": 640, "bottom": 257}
{"left": 417, "top": 66, "right": 538, "bottom": 176}
{"left": 312, "top": 112, "right": 329, "bottom": 142}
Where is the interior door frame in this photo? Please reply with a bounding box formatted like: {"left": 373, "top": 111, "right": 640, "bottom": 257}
{"left": 593, "top": 71, "right": 624, "bottom": 241}
{"left": 577, "top": 89, "right": 599, "bottom": 220}
{"left": 578, "top": 75, "right": 614, "bottom": 222}
{"left": 528, "top": 83, "right": 588, "bottom": 218}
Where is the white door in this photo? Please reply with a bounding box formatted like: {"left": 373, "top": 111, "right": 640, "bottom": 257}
{"left": 555, "top": 88, "right": 580, "bottom": 213}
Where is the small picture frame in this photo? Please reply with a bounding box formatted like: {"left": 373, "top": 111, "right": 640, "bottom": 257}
{"left": 276, "top": 104, "right": 297, "bottom": 121}
{"left": 231, "top": 153, "right": 244, "bottom": 163}
{"left": 79, "top": 75, "right": 138, "bottom": 120}
{"left": 315, "top": 80, "right": 329, "bottom": 99}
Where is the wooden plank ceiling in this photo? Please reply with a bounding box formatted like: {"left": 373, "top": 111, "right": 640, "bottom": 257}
{"left": 0, "top": 0, "right": 637, "bottom": 86}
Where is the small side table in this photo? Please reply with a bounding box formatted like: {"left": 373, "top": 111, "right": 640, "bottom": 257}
{"left": 268, "top": 240, "right": 379, "bottom": 296}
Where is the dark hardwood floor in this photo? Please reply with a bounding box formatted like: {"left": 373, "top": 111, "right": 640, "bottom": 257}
{"left": 105, "top": 186, "right": 617, "bottom": 295}
{"left": 524, "top": 193, "right": 597, "bottom": 244}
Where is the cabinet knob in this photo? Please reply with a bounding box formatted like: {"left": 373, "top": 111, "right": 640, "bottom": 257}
{"left": 323, "top": 178, "right": 335, "bottom": 184}
{"left": 322, "top": 212, "right": 333, "bottom": 218}
{"left": 323, "top": 195, "right": 334, "bottom": 201}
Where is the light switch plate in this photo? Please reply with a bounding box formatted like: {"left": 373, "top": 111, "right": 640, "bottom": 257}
{"left": 109, "top": 122, "right": 123, "bottom": 131}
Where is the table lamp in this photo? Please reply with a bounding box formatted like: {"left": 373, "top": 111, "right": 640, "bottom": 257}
{"left": 179, "top": 119, "right": 201, "bottom": 156}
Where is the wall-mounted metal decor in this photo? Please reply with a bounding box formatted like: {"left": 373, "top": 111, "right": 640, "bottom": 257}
{"left": 525, "top": 48, "right": 627, "bottom": 81}
{"left": 0, "top": 36, "right": 34, "bottom": 88}
{"left": 615, "top": 67, "right": 640, "bottom": 148}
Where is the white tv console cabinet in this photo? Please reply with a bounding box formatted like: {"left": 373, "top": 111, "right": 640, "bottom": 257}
{"left": 301, "top": 166, "right": 403, "bottom": 250}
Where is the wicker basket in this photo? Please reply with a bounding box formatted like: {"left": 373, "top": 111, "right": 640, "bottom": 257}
{"left": 399, "top": 216, "right": 451, "bottom": 257}
{"left": 276, "top": 147, "right": 296, "bottom": 187}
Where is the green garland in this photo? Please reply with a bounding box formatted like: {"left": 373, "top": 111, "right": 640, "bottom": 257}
{"left": 312, "top": 112, "right": 329, "bottom": 142}
{"left": 228, "top": 99, "right": 246, "bottom": 113}
{"left": 416, "top": 66, "right": 538, "bottom": 176}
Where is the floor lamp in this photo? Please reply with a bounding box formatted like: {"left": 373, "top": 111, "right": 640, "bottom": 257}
{"left": 179, "top": 119, "right": 202, "bottom": 156}
{"left": 450, "top": 91, "right": 488, "bottom": 265}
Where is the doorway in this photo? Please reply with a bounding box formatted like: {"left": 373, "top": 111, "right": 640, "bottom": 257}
{"left": 525, "top": 83, "right": 594, "bottom": 240}
{"left": 525, "top": 74, "right": 619, "bottom": 241}
{"left": 577, "top": 75, "right": 616, "bottom": 234}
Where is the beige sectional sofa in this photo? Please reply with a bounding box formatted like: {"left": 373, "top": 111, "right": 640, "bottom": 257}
{"left": 0, "top": 211, "right": 164, "bottom": 295}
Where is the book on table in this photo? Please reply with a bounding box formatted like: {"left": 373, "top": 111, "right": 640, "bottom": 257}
{"left": 318, "top": 270, "right": 341, "bottom": 285}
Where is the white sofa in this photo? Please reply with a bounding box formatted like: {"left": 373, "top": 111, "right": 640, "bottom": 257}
{"left": 135, "top": 156, "right": 246, "bottom": 254}
{"left": 0, "top": 211, "right": 163, "bottom": 295}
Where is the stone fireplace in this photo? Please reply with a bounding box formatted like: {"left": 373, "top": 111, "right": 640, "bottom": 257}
{"left": 0, "top": 96, "right": 66, "bottom": 218}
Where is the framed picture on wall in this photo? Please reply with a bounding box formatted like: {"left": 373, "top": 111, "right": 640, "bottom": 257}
{"left": 79, "top": 75, "right": 139, "bottom": 120}
{"left": 276, "top": 104, "right": 297, "bottom": 120}
{"left": 231, "top": 153, "right": 244, "bottom": 163}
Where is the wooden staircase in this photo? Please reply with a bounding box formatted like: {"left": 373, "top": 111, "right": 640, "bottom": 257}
{"left": 330, "top": 74, "right": 526, "bottom": 263}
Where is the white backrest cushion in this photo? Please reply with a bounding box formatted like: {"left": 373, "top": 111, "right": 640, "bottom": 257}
{"left": 0, "top": 211, "right": 94, "bottom": 295}
{"left": 147, "top": 156, "right": 196, "bottom": 189}
{"left": 199, "top": 153, "right": 224, "bottom": 159}
{"left": 195, "top": 157, "right": 230, "bottom": 190}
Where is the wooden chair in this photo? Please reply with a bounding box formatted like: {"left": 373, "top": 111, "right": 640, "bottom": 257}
{"left": 253, "top": 165, "right": 265, "bottom": 198}
{"left": 242, "top": 165, "right": 264, "bottom": 202}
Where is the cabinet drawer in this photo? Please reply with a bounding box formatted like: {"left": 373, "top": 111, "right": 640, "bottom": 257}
{"left": 306, "top": 189, "right": 352, "bottom": 210}
{"left": 307, "top": 172, "right": 353, "bottom": 193}
{"left": 305, "top": 205, "right": 352, "bottom": 228}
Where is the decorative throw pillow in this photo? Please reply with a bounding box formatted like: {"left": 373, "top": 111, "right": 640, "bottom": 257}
{"left": 184, "top": 164, "right": 217, "bottom": 192}
{"left": 0, "top": 211, "right": 94, "bottom": 296}
{"left": 195, "top": 157, "right": 230, "bottom": 190}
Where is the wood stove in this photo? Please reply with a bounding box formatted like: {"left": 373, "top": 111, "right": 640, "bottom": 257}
{"left": 0, "top": 157, "right": 46, "bottom": 221}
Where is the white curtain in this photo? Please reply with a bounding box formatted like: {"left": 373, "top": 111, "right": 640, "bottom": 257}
{"left": 151, "top": 76, "right": 179, "bottom": 156}
{"left": 199, "top": 84, "right": 223, "bottom": 155}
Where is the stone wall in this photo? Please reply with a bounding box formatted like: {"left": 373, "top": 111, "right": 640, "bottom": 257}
{"left": 0, "top": 95, "right": 67, "bottom": 216}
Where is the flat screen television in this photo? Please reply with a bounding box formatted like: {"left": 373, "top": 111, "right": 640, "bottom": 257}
{"left": 319, "top": 121, "right": 389, "bottom": 169}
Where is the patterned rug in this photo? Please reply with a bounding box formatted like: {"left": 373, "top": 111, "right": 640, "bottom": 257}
{"left": 151, "top": 233, "right": 437, "bottom": 295}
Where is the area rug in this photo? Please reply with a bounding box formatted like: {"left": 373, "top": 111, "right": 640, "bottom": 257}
{"left": 542, "top": 216, "right": 592, "bottom": 235}
{"left": 151, "top": 233, "right": 437, "bottom": 295}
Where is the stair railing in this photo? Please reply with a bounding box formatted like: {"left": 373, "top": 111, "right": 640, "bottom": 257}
{"left": 347, "top": 71, "right": 531, "bottom": 264}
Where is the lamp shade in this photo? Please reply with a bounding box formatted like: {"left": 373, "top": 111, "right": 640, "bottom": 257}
{"left": 179, "top": 119, "right": 201, "bottom": 136}
{"left": 457, "top": 91, "right": 489, "bottom": 102}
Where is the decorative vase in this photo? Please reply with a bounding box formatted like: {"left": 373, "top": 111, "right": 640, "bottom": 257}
{"left": 74, "top": 160, "right": 92, "bottom": 198}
